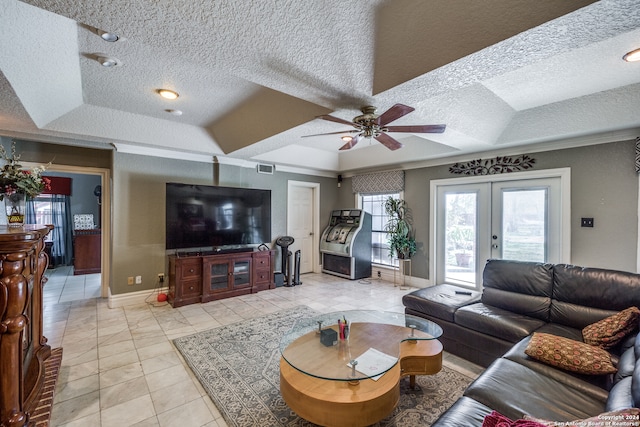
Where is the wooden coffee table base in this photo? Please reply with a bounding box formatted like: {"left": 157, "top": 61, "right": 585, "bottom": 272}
{"left": 280, "top": 339, "right": 443, "bottom": 427}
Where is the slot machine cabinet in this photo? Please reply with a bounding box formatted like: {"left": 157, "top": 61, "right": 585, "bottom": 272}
{"left": 320, "top": 210, "right": 371, "bottom": 280}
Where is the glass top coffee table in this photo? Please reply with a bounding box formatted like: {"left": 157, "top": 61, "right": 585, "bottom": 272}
{"left": 279, "top": 310, "right": 443, "bottom": 427}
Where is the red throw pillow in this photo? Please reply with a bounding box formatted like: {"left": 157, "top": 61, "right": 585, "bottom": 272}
{"left": 524, "top": 332, "right": 616, "bottom": 375}
{"left": 482, "top": 411, "right": 550, "bottom": 427}
{"left": 582, "top": 306, "right": 640, "bottom": 349}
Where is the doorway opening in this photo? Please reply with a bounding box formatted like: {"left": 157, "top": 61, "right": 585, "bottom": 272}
{"left": 36, "top": 164, "right": 111, "bottom": 302}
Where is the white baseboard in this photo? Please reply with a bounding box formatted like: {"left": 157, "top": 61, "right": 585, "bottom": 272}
{"left": 108, "top": 286, "right": 169, "bottom": 309}
{"left": 372, "top": 266, "right": 432, "bottom": 289}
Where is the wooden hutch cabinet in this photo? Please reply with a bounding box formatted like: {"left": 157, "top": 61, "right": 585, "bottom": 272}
{"left": 73, "top": 229, "right": 101, "bottom": 275}
{"left": 0, "top": 224, "right": 53, "bottom": 427}
{"left": 168, "top": 249, "right": 274, "bottom": 308}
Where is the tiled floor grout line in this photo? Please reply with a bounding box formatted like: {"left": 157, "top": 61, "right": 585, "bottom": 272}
{"left": 42, "top": 270, "right": 484, "bottom": 427}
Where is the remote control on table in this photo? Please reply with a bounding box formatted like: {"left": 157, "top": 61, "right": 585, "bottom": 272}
{"left": 455, "top": 290, "right": 472, "bottom": 295}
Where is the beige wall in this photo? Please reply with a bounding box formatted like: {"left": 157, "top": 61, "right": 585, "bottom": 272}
{"left": 345, "top": 139, "right": 638, "bottom": 280}
{"left": 111, "top": 152, "right": 340, "bottom": 295}
{"left": 4, "top": 137, "right": 638, "bottom": 293}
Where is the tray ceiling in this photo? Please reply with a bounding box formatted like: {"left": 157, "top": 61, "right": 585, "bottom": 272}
{"left": 1, "top": 0, "right": 639, "bottom": 173}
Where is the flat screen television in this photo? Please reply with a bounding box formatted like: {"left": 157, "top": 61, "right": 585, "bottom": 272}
{"left": 166, "top": 183, "right": 271, "bottom": 251}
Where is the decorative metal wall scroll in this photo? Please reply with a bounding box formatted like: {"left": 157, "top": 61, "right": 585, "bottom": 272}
{"left": 449, "top": 154, "right": 536, "bottom": 176}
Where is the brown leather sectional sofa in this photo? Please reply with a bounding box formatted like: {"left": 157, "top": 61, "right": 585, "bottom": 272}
{"left": 403, "top": 259, "right": 640, "bottom": 425}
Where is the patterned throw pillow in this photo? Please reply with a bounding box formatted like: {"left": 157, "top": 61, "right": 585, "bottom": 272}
{"left": 524, "top": 332, "right": 616, "bottom": 375}
{"left": 524, "top": 408, "right": 640, "bottom": 426}
{"left": 582, "top": 306, "right": 640, "bottom": 349}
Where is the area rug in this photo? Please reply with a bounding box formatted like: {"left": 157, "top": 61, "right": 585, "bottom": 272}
{"left": 173, "top": 306, "right": 472, "bottom": 427}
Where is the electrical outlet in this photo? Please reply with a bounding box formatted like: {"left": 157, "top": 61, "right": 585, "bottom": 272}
{"left": 158, "top": 273, "right": 165, "bottom": 283}
{"left": 581, "top": 217, "right": 594, "bottom": 228}
{"left": 127, "top": 276, "right": 134, "bottom": 285}
{"left": 135, "top": 275, "right": 142, "bottom": 284}
{"left": 377, "top": 271, "right": 381, "bottom": 279}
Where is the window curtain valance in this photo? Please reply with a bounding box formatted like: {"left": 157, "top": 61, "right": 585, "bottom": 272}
{"left": 352, "top": 170, "right": 404, "bottom": 193}
{"left": 42, "top": 176, "right": 72, "bottom": 196}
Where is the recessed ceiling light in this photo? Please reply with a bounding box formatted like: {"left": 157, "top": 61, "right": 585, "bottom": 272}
{"left": 341, "top": 136, "right": 353, "bottom": 142}
{"left": 165, "top": 109, "right": 183, "bottom": 116}
{"left": 96, "top": 55, "right": 121, "bottom": 67}
{"left": 157, "top": 89, "right": 179, "bottom": 100}
{"left": 623, "top": 48, "right": 640, "bottom": 62}
{"left": 100, "top": 32, "right": 119, "bottom": 42}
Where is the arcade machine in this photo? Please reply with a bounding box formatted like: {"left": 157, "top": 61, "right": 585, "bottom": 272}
{"left": 320, "top": 209, "right": 372, "bottom": 280}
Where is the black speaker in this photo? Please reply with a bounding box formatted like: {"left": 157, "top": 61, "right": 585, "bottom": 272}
{"left": 274, "top": 272, "right": 284, "bottom": 287}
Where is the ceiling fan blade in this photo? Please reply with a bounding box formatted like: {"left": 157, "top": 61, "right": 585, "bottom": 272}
{"left": 376, "top": 104, "right": 415, "bottom": 126}
{"left": 384, "top": 124, "right": 446, "bottom": 134}
{"left": 301, "top": 130, "right": 359, "bottom": 138}
{"left": 339, "top": 134, "right": 361, "bottom": 150}
{"left": 317, "top": 114, "right": 357, "bottom": 127}
{"left": 375, "top": 133, "right": 403, "bottom": 151}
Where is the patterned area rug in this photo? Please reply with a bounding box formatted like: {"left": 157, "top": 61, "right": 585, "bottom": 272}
{"left": 173, "top": 306, "right": 472, "bottom": 427}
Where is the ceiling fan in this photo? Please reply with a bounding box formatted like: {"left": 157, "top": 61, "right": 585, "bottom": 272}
{"left": 303, "top": 104, "right": 446, "bottom": 151}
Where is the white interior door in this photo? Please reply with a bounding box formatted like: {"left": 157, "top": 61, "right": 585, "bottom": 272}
{"left": 287, "top": 182, "right": 318, "bottom": 274}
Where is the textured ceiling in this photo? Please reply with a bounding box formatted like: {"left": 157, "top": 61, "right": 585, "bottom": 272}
{"left": 0, "top": 0, "right": 639, "bottom": 174}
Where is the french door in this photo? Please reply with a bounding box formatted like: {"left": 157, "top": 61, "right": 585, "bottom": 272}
{"left": 432, "top": 169, "right": 570, "bottom": 289}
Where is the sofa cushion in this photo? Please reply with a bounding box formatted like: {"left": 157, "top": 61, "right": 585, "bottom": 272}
{"left": 464, "top": 358, "right": 607, "bottom": 421}
{"left": 456, "top": 303, "right": 546, "bottom": 343}
{"left": 482, "top": 259, "right": 553, "bottom": 321}
{"left": 606, "top": 377, "right": 635, "bottom": 411}
{"left": 430, "top": 397, "right": 493, "bottom": 427}
{"left": 524, "top": 332, "right": 616, "bottom": 375}
{"left": 504, "top": 334, "right": 612, "bottom": 396}
{"left": 582, "top": 306, "right": 640, "bottom": 349}
{"left": 614, "top": 347, "right": 636, "bottom": 384}
{"left": 402, "top": 284, "right": 481, "bottom": 322}
{"left": 551, "top": 264, "right": 640, "bottom": 328}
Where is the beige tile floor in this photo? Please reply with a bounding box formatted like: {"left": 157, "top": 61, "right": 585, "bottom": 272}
{"left": 43, "top": 270, "right": 484, "bottom": 427}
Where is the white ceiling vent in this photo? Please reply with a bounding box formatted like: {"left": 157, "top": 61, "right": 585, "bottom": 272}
{"left": 257, "top": 163, "right": 275, "bottom": 174}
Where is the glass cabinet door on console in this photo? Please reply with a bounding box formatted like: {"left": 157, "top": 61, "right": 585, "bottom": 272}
{"left": 231, "top": 259, "right": 251, "bottom": 288}
{"left": 208, "top": 261, "right": 230, "bottom": 292}
{"left": 202, "top": 254, "right": 253, "bottom": 302}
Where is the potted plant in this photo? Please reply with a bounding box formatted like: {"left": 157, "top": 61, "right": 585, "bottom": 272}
{"left": 448, "top": 225, "right": 474, "bottom": 267}
{"left": 384, "top": 197, "right": 417, "bottom": 259}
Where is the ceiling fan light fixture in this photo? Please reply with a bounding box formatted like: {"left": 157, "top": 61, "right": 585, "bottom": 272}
{"left": 305, "top": 103, "right": 445, "bottom": 151}
{"left": 623, "top": 48, "right": 640, "bottom": 62}
{"left": 157, "top": 89, "right": 179, "bottom": 100}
